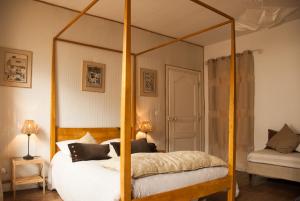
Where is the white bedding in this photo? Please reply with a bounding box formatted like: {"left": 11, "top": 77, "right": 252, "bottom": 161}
{"left": 247, "top": 149, "right": 300, "bottom": 169}
{"left": 49, "top": 151, "right": 229, "bottom": 201}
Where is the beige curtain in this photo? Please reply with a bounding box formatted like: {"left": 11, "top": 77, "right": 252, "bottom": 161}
{"left": 0, "top": 174, "right": 3, "bottom": 201}
{"left": 208, "top": 50, "right": 254, "bottom": 171}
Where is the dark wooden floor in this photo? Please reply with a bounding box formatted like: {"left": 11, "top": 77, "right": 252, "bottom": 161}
{"left": 4, "top": 188, "right": 62, "bottom": 201}
{"left": 4, "top": 172, "right": 300, "bottom": 201}
{"left": 208, "top": 172, "right": 300, "bottom": 201}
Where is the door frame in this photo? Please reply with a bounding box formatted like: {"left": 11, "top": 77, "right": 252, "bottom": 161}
{"left": 165, "top": 64, "right": 205, "bottom": 152}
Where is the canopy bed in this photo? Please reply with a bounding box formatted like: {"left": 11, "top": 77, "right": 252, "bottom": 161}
{"left": 49, "top": 0, "right": 237, "bottom": 201}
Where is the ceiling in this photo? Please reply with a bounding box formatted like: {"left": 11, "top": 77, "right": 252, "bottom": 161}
{"left": 40, "top": 0, "right": 300, "bottom": 46}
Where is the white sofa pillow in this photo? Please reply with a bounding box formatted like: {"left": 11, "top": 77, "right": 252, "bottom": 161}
{"left": 296, "top": 144, "right": 300, "bottom": 152}
{"left": 101, "top": 138, "right": 120, "bottom": 158}
{"left": 296, "top": 134, "right": 300, "bottom": 152}
{"left": 56, "top": 132, "right": 97, "bottom": 156}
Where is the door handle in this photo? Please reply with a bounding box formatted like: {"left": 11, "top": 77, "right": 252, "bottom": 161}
{"left": 168, "top": 117, "right": 177, "bottom": 121}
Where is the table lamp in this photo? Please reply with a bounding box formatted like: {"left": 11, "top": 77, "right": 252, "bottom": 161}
{"left": 139, "top": 121, "right": 153, "bottom": 140}
{"left": 21, "top": 120, "right": 38, "bottom": 160}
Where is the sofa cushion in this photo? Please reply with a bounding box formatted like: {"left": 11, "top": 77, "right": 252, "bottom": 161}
{"left": 248, "top": 149, "right": 300, "bottom": 169}
{"left": 266, "top": 124, "right": 299, "bottom": 153}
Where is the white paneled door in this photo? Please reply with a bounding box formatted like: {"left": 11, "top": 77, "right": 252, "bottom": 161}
{"left": 166, "top": 65, "right": 202, "bottom": 152}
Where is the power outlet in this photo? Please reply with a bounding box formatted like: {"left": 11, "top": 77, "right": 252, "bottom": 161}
{"left": 1, "top": 167, "right": 7, "bottom": 175}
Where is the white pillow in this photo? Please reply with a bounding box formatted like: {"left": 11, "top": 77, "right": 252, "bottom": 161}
{"left": 56, "top": 132, "right": 97, "bottom": 156}
{"left": 78, "top": 132, "right": 97, "bottom": 144}
{"left": 56, "top": 140, "right": 77, "bottom": 156}
{"left": 296, "top": 144, "right": 300, "bottom": 152}
{"left": 101, "top": 138, "right": 120, "bottom": 158}
{"left": 296, "top": 134, "right": 300, "bottom": 152}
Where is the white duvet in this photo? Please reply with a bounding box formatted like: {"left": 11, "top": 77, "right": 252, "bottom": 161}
{"left": 49, "top": 151, "right": 230, "bottom": 201}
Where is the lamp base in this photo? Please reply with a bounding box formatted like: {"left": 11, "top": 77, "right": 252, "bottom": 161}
{"left": 23, "top": 155, "right": 34, "bottom": 160}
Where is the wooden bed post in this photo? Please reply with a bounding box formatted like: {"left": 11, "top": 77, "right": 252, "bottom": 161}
{"left": 50, "top": 38, "right": 57, "bottom": 159}
{"left": 120, "top": 0, "right": 132, "bottom": 201}
{"left": 132, "top": 55, "right": 137, "bottom": 139}
{"left": 50, "top": 0, "right": 99, "bottom": 160}
{"left": 227, "top": 20, "right": 236, "bottom": 201}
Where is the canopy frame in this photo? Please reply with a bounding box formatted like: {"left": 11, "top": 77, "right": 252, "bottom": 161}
{"left": 50, "top": 0, "right": 236, "bottom": 200}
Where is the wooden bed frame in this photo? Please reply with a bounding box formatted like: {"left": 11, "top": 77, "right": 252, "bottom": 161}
{"left": 49, "top": 0, "right": 236, "bottom": 201}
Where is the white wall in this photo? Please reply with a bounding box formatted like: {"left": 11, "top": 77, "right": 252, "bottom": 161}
{"left": 0, "top": 0, "right": 203, "bottom": 188}
{"left": 204, "top": 19, "right": 300, "bottom": 152}
{"left": 136, "top": 44, "right": 203, "bottom": 149}
{"left": 56, "top": 43, "right": 123, "bottom": 128}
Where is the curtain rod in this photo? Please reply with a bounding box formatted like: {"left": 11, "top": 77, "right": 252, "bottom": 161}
{"left": 205, "top": 49, "right": 263, "bottom": 65}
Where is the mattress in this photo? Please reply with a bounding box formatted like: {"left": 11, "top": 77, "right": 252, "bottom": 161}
{"left": 48, "top": 151, "right": 229, "bottom": 201}
{"left": 247, "top": 149, "right": 300, "bottom": 169}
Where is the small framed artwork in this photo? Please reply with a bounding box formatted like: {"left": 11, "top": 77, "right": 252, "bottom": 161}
{"left": 0, "top": 47, "right": 33, "bottom": 88}
{"left": 140, "top": 68, "right": 157, "bottom": 97}
{"left": 82, "top": 60, "right": 106, "bottom": 93}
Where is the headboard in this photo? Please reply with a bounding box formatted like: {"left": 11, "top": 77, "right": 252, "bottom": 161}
{"left": 51, "top": 127, "right": 120, "bottom": 158}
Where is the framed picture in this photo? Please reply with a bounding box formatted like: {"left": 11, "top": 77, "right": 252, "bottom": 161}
{"left": 140, "top": 68, "right": 157, "bottom": 97}
{"left": 82, "top": 60, "right": 106, "bottom": 93}
{"left": 0, "top": 47, "right": 33, "bottom": 88}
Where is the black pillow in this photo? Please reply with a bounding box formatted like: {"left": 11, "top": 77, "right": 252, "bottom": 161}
{"left": 110, "top": 142, "right": 121, "bottom": 156}
{"left": 265, "top": 129, "right": 278, "bottom": 149}
{"left": 110, "top": 138, "right": 154, "bottom": 156}
{"left": 68, "top": 143, "right": 111, "bottom": 162}
{"left": 148, "top": 143, "right": 158, "bottom": 152}
{"left": 132, "top": 138, "right": 152, "bottom": 153}
{"left": 268, "top": 129, "right": 278, "bottom": 141}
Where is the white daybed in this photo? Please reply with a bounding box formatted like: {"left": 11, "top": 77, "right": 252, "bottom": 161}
{"left": 247, "top": 149, "right": 300, "bottom": 182}
{"left": 247, "top": 128, "right": 300, "bottom": 183}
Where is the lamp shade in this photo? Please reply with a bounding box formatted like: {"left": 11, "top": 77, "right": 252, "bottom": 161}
{"left": 139, "top": 121, "right": 153, "bottom": 133}
{"left": 21, "top": 120, "right": 38, "bottom": 135}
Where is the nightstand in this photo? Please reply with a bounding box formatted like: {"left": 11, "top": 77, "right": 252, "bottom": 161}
{"left": 11, "top": 157, "right": 45, "bottom": 200}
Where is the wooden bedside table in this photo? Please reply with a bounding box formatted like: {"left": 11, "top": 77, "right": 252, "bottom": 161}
{"left": 11, "top": 157, "right": 45, "bottom": 200}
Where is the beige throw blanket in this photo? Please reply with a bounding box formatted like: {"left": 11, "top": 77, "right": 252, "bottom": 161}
{"left": 100, "top": 151, "right": 227, "bottom": 178}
